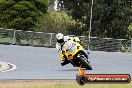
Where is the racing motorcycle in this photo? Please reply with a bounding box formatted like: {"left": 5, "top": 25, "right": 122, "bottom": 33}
{"left": 59, "top": 40, "right": 92, "bottom": 70}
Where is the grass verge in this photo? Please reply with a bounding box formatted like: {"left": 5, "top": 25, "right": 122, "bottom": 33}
{"left": 0, "top": 80, "right": 131, "bottom": 88}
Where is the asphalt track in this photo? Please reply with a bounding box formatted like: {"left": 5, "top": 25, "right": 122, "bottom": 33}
{"left": 0, "top": 44, "right": 132, "bottom": 79}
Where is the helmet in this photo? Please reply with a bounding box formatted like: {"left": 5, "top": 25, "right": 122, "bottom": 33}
{"left": 56, "top": 33, "right": 64, "bottom": 44}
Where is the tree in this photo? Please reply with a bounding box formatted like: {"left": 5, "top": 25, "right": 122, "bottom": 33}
{"left": 58, "top": 0, "right": 131, "bottom": 38}
{"left": 0, "top": 0, "right": 48, "bottom": 31}
{"left": 40, "top": 11, "right": 73, "bottom": 34}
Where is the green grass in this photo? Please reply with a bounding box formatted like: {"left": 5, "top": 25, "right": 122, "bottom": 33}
{"left": 0, "top": 37, "right": 51, "bottom": 46}
{"left": 0, "top": 81, "right": 132, "bottom": 88}
{"left": 46, "top": 82, "right": 132, "bottom": 88}
{"left": 0, "top": 37, "right": 13, "bottom": 43}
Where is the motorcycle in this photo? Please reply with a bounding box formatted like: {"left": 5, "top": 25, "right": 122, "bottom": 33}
{"left": 59, "top": 40, "right": 92, "bottom": 70}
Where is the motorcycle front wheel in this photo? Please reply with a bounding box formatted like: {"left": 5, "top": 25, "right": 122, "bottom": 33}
{"left": 78, "top": 55, "right": 92, "bottom": 70}
{"left": 70, "top": 54, "right": 92, "bottom": 70}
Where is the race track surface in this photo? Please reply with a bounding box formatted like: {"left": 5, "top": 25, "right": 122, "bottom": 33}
{"left": 0, "top": 44, "right": 132, "bottom": 79}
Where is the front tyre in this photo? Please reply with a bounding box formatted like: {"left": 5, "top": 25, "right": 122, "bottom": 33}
{"left": 77, "top": 55, "right": 92, "bottom": 70}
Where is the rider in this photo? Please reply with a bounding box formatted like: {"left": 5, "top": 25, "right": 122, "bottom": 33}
{"left": 56, "top": 33, "right": 89, "bottom": 66}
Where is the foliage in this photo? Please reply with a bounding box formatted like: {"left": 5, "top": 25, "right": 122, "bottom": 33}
{"left": 128, "top": 23, "right": 132, "bottom": 31}
{"left": 58, "top": 0, "right": 132, "bottom": 38}
{"left": 0, "top": 0, "right": 48, "bottom": 31}
{"left": 40, "top": 11, "right": 73, "bottom": 34}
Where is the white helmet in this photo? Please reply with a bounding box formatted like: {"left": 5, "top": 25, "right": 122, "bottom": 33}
{"left": 56, "top": 33, "right": 64, "bottom": 44}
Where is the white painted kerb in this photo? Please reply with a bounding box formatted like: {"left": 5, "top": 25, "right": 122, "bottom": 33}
{"left": 0, "top": 61, "right": 16, "bottom": 72}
